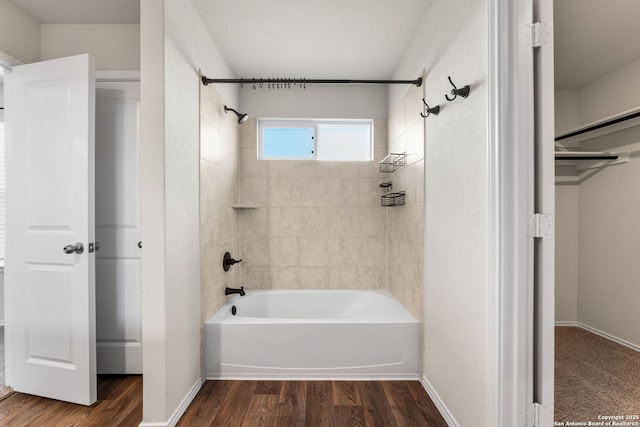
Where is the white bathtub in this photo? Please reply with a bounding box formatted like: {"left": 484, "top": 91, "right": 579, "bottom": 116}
{"left": 205, "top": 289, "right": 419, "bottom": 380}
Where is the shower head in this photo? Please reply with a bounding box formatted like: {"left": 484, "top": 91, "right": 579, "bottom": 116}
{"left": 224, "top": 105, "right": 249, "bottom": 124}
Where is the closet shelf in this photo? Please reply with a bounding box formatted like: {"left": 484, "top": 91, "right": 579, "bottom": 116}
{"left": 555, "top": 107, "right": 640, "bottom": 145}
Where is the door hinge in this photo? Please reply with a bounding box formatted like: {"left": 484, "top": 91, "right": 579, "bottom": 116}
{"left": 529, "top": 402, "right": 552, "bottom": 427}
{"left": 528, "top": 213, "right": 553, "bottom": 238}
{"left": 526, "top": 22, "right": 550, "bottom": 48}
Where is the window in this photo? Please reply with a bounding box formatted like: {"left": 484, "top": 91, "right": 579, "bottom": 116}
{"left": 258, "top": 119, "right": 373, "bottom": 161}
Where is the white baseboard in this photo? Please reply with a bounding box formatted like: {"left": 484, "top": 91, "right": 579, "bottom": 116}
{"left": 555, "top": 321, "right": 640, "bottom": 353}
{"left": 138, "top": 377, "right": 203, "bottom": 427}
{"left": 420, "top": 375, "right": 460, "bottom": 427}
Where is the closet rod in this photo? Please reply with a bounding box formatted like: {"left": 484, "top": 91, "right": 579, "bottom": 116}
{"left": 201, "top": 75, "right": 423, "bottom": 87}
{"left": 555, "top": 110, "right": 640, "bottom": 141}
{"left": 555, "top": 154, "right": 618, "bottom": 161}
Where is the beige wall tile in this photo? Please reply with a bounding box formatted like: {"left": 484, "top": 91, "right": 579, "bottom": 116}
{"left": 200, "top": 87, "right": 241, "bottom": 325}
{"left": 406, "top": 118, "right": 425, "bottom": 166}
{"left": 357, "top": 208, "right": 386, "bottom": 237}
{"left": 241, "top": 267, "right": 270, "bottom": 290}
{"left": 299, "top": 267, "right": 330, "bottom": 289}
{"left": 337, "top": 237, "right": 360, "bottom": 266}
{"left": 200, "top": 115, "right": 220, "bottom": 165}
{"left": 270, "top": 208, "right": 301, "bottom": 237}
{"left": 358, "top": 178, "right": 385, "bottom": 208}
{"left": 270, "top": 237, "right": 299, "bottom": 267}
{"left": 239, "top": 118, "right": 257, "bottom": 148}
{"left": 357, "top": 266, "right": 386, "bottom": 289}
{"left": 200, "top": 203, "right": 219, "bottom": 248}
{"left": 358, "top": 237, "right": 386, "bottom": 266}
{"left": 328, "top": 266, "right": 358, "bottom": 289}
{"left": 299, "top": 208, "right": 331, "bottom": 237}
{"left": 240, "top": 147, "right": 269, "bottom": 178}
{"left": 241, "top": 237, "right": 270, "bottom": 266}
{"left": 270, "top": 267, "right": 299, "bottom": 289}
{"left": 389, "top": 95, "right": 406, "bottom": 144}
{"left": 239, "top": 177, "right": 269, "bottom": 206}
{"left": 299, "top": 237, "right": 339, "bottom": 267}
{"left": 330, "top": 208, "right": 360, "bottom": 237}
{"left": 240, "top": 208, "right": 269, "bottom": 237}
{"left": 200, "top": 85, "right": 220, "bottom": 127}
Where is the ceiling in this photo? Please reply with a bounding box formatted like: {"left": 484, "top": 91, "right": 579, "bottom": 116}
{"left": 8, "top": 0, "right": 139, "bottom": 24}
{"left": 7, "top": 0, "right": 639, "bottom": 90}
{"left": 190, "top": 0, "right": 433, "bottom": 80}
{"left": 554, "top": 0, "right": 640, "bottom": 89}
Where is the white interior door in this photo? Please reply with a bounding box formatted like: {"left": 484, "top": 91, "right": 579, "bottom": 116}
{"left": 5, "top": 54, "right": 97, "bottom": 405}
{"left": 95, "top": 80, "right": 141, "bottom": 374}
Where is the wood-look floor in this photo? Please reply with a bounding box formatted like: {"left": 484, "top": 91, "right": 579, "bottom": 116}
{"left": 0, "top": 375, "right": 142, "bottom": 426}
{"left": 0, "top": 378, "right": 446, "bottom": 426}
{"left": 178, "top": 380, "right": 448, "bottom": 427}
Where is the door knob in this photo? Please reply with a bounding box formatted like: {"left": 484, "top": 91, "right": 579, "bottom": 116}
{"left": 63, "top": 242, "right": 84, "bottom": 254}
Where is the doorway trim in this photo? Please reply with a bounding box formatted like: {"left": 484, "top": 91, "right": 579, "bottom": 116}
{"left": 487, "top": 0, "right": 539, "bottom": 426}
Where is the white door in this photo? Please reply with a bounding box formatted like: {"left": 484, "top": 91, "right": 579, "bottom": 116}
{"left": 5, "top": 54, "right": 97, "bottom": 405}
{"left": 95, "top": 80, "right": 142, "bottom": 374}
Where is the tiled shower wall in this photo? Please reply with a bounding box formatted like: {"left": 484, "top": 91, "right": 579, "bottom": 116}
{"left": 199, "top": 85, "right": 241, "bottom": 323}
{"left": 387, "top": 85, "right": 425, "bottom": 324}
{"left": 238, "top": 119, "right": 389, "bottom": 290}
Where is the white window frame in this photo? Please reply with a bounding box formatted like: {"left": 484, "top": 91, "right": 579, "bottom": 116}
{"left": 257, "top": 118, "right": 374, "bottom": 161}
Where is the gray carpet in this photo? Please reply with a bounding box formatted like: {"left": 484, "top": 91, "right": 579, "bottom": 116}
{"left": 555, "top": 326, "right": 640, "bottom": 423}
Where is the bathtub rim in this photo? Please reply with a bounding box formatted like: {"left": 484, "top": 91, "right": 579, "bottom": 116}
{"left": 205, "top": 288, "right": 419, "bottom": 325}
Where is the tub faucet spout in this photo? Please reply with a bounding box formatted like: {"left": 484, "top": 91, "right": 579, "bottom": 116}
{"left": 225, "top": 286, "right": 245, "bottom": 296}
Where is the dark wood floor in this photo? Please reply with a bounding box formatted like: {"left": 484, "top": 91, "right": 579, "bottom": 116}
{"left": 0, "top": 378, "right": 447, "bottom": 426}
{"left": 178, "top": 380, "right": 447, "bottom": 427}
{"left": 0, "top": 375, "right": 142, "bottom": 426}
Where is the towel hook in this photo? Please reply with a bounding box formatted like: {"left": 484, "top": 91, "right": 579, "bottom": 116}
{"left": 445, "top": 76, "right": 470, "bottom": 101}
{"left": 420, "top": 99, "right": 440, "bottom": 118}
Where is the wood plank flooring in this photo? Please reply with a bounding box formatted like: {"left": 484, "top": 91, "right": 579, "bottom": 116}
{"left": 0, "top": 378, "right": 447, "bottom": 426}
{"left": 0, "top": 375, "right": 142, "bottom": 426}
{"left": 178, "top": 380, "right": 448, "bottom": 427}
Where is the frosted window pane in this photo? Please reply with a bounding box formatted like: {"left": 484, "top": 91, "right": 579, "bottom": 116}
{"left": 316, "top": 124, "right": 371, "bottom": 161}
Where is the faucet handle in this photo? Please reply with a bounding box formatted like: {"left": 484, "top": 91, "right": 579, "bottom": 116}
{"left": 222, "top": 251, "right": 242, "bottom": 272}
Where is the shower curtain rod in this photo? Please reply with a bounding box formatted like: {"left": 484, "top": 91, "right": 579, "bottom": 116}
{"left": 201, "top": 75, "right": 423, "bottom": 87}
{"left": 555, "top": 110, "right": 640, "bottom": 141}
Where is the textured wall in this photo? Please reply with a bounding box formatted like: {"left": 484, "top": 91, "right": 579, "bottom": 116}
{"left": 577, "top": 128, "right": 640, "bottom": 347}
{"left": 200, "top": 85, "right": 240, "bottom": 322}
{"left": 554, "top": 60, "right": 640, "bottom": 346}
{"left": 41, "top": 25, "right": 140, "bottom": 71}
{"left": 578, "top": 57, "right": 640, "bottom": 125}
{"left": 0, "top": 0, "right": 40, "bottom": 64}
{"left": 238, "top": 119, "right": 388, "bottom": 290}
{"left": 140, "top": 0, "right": 237, "bottom": 423}
{"left": 555, "top": 185, "right": 579, "bottom": 322}
{"left": 392, "top": 0, "right": 489, "bottom": 425}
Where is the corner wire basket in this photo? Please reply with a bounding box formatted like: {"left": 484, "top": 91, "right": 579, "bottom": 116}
{"left": 379, "top": 152, "right": 407, "bottom": 173}
{"left": 381, "top": 191, "right": 406, "bottom": 207}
